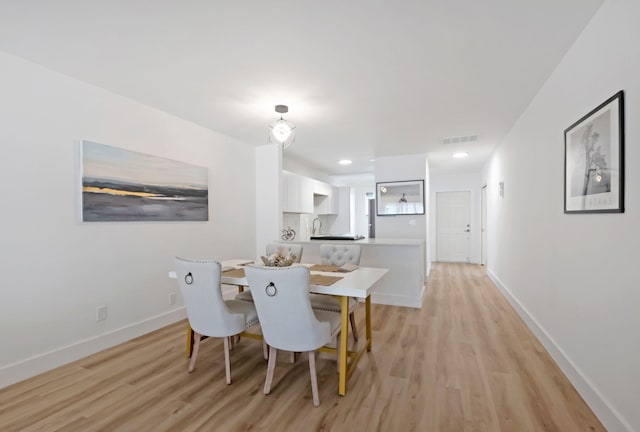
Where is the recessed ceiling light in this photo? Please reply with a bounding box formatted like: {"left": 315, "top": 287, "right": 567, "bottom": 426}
{"left": 453, "top": 152, "right": 469, "bottom": 158}
{"left": 369, "top": 158, "right": 375, "bottom": 162}
{"left": 339, "top": 159, "right": 352, "bottom": 165}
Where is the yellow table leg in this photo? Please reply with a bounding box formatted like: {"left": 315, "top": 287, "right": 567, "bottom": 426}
{"left": 366, "top": 295, "right": 372, "bottom": 351}
{"left": 339, "top": 295, "right": 349, "bottom": 396}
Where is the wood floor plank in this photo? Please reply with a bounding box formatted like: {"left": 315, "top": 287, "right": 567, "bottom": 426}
{"left": 0, "top": 263, "right": 605, "bottom": 431}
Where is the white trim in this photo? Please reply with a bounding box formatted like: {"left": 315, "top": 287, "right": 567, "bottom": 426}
{"left": 0, "top": 308, "right": 187, "bottom": 389}
{"left": 487, "top": 270, "right": 633, "bottom": 432}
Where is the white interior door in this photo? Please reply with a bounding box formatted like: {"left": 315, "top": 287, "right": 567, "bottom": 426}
{"left": 436, "top": 191, "right": 471, "bottom": 262}
{"left": 481, "top": 185, "right": 487, "bottom": 266}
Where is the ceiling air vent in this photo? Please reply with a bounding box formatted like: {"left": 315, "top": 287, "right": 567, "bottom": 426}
{"left": 441, "top": 135, "right": 478, "bottom": 145}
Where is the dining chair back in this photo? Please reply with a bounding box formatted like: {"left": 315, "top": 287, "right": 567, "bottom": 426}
{"left": 320, "top": 244, "right": 361, "bottom": 266}
{"left": 174, "top": 257, "right": 259, "bottom": 384}
{"left": 245, "top": 265, "right": 341, "bottom": 406}
{"left": 312, "top": 244, "right": 362, "bottom": 341}
{"left": 266, "top": 242, "right": 303, "bottom": 262}
{"left": 245, "top": 265, "right": 332, "bottom": 351}
{"left": 235, "top": 243, "right": 303, "bottom": 303}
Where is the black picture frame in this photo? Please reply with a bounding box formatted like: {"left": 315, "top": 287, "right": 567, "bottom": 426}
{"left": 376, "top": 180, "right": 425, "bottom": 216}
{"left": 564, "top": 91, "right": 624, "bottom": 213}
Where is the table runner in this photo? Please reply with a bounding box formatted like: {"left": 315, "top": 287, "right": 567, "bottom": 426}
{"left": 310, "top": 274, "right": 343, "bottom": 286}
{"left": 222, "top": 268, "right": 245, "bottom": 278}
{"left": 309, "top": 264, "right": 341, "bottom": 272}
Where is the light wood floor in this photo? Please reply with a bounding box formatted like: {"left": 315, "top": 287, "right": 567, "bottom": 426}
{"left": 0, "top": 263, "right": 605, "bottom": 431}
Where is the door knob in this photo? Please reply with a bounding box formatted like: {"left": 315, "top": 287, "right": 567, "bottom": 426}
{"left": 464, "top": 229, "right": 470, "bottom": 232}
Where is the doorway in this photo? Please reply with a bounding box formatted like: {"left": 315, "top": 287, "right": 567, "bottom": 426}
{"left": 436, "top": 191, "right": 471, "bottom": 262}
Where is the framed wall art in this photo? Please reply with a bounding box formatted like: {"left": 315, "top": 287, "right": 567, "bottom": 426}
{"left": 81, "top": 141, "right": 209, "bottom": 221}
{"left": 376, "top": 180, "right": 425, "bottom": 216}
{"left": 564, "top": 91, "right": 624, "bottom": 213}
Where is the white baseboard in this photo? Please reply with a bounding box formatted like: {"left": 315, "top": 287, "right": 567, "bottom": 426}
{"left": 0, "top": 308, "right": 186, "bottom": 389}
{"left": 487, "top": 270, "right": 633, "bottom": 432}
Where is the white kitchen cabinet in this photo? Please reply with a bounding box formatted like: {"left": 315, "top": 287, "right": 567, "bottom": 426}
{"left": 329, "top": 186, "right": 340, "bottom": 213}
{"left": 282, "top": 172, "right": 313, "bottom": 213}
{"left": 316, "top": 185, "right": 339, "bottom": 215}
{"left": 328, "top": 186, "right": 352, "bottom": 231}
{"left": 312, "top": 180, "right": 331, "bottom": 196}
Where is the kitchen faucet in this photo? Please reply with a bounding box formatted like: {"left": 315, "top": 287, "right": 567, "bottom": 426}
{"left": 312, "top": 217, "right": 322, "bottom": 235}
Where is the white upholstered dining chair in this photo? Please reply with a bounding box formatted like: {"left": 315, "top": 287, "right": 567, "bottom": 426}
{"left": 235, "top": 243, "right": 303, "bottom": 302}
{"left": 244, "top": 265, "right": 341, "bottom": 407}
{"left": 309, "top": 244, "right": 362, "bottom": 341}
{"left": 174, "top": 257, "right": 260, "bottom": 384}
{"left": 266, "top": 242, "right": 303, "bottom": 260}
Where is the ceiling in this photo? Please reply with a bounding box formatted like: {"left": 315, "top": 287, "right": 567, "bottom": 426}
{"left": 0, "top": 0, "right": 603, "bottom": 176}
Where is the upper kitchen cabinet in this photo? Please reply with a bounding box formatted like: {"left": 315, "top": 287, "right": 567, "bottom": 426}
{"left": 312, "top": 179, "right": 338, "bottom": 214}
{"left": 312, "top": 180, "right": 331, "bottom": 196}
{"left": 282, "top": 171, "right": 314, "bottom": 213}
{"left": 314, "top": 185, "right": 339, "bottom": 215}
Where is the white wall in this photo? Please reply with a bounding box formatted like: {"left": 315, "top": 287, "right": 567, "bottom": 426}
{"left": 429, "top": 172, "right": 483, "bottom": 264}
{"left": 375, "top": 154, "right": 429, "bottom": 277}
{"left": 424, "top": 160, "right": 431, "bottom": 275}
{"left": 330, "top": 173, "right": 375, "bottom": 237}
{"left": 0, "top": 51, "right": 256, "bottom": 387}
{"left": 375, "top": 154, "right": 428, "bottom": 239}
{"left": 483, "top": 1, "right": 639, "bottom": 430}
{"left": 283, "top": 154, "right": 330, "bottom": 182}
{"left": 255, "top": 145, "right": 281, "bottom": 257}
{"left": 347, "top": 186, "right": 368, "bottom": 237}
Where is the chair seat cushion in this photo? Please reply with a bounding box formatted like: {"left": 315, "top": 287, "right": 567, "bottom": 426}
{"left": 313, "top": 309, "right": 342, "bottom": 338}
{"left": 235, "top": 290, "right": 253, "bottom": 302}
{"left": 309, "top": 294, "right": 358, "bottom": 313}
{"left": 225, "top": 299, "right": 259, "bottom": 328}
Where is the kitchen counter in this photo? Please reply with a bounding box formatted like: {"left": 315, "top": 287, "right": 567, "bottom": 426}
{"left": 302, "top": 237, "right": 424, "bottom": 246}
{"left": 276, "top": 237, "right": 426, "bottom": 308}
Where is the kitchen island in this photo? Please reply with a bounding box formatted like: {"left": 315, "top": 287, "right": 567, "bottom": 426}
{"left": 277, "top": 238, "right": 425, "bottom": 308}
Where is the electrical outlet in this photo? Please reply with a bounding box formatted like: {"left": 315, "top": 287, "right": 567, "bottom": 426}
{"left": 169, "top": 292, "right": 177, "bottom": 306}
{"left": 96, "top": 305, "right": 107, "bottom": 322}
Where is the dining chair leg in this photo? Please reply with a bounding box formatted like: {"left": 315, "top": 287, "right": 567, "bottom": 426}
{"left": 349, "top": 312, "right": 359, "bottom": 341}
{"left": 308, "top": 351, "right": 320, "bottom": 407}
{"left": 188, "top": 332, "right": 201, "bottom": 372}
{"left": 262, "top": 341, "right": 269, "bottom": 360}
{"left": 223, "top": 336, "right": 232, "bottom": 385}
{"left": 264, "top": 346, "right": 278, "bottom": 395}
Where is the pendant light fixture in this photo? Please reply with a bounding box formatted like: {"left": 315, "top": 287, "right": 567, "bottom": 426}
{"left": 269, "top": 104, "right": 296, "bottom": 149}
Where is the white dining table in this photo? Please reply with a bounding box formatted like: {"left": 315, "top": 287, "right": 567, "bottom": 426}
{"left": 169, "top": 259, "right": 388, "bottom": 396}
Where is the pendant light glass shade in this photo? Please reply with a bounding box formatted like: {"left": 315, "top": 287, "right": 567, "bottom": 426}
{"left": 269, "top": 105, "right": 296, "bottom": 149}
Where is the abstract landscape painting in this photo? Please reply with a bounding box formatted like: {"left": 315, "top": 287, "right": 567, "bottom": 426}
{"left": 81, "top": 141, "right": 209, "bottom": 221}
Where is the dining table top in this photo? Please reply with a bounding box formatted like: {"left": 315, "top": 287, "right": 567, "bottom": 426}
{"left": 169, "top": 259, "right": 389, "bottom": 299}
